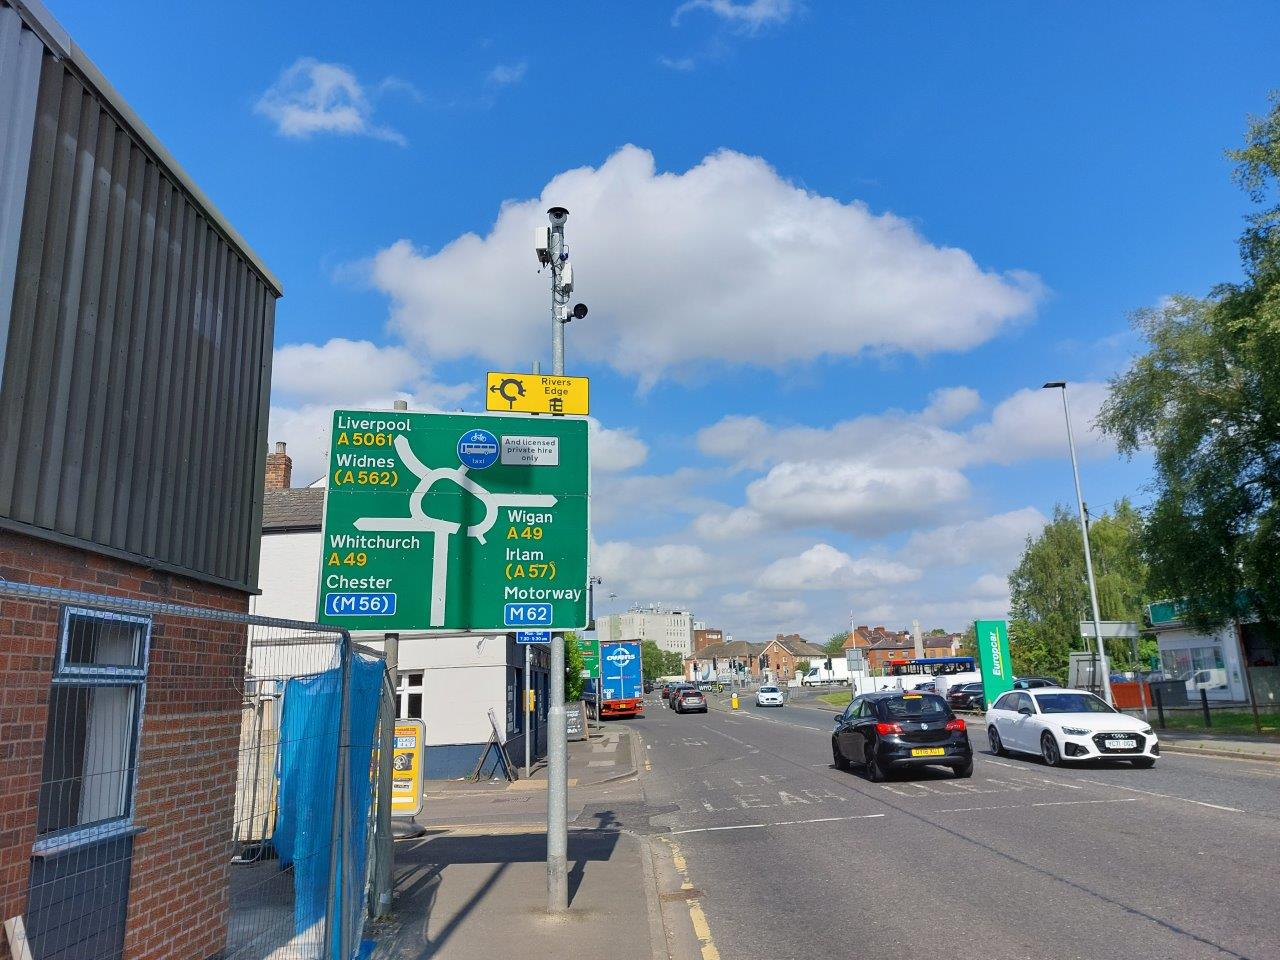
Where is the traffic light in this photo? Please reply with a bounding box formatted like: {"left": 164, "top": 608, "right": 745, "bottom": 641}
{"left": 825, "top": 658, "right": 832, "bottom": 670}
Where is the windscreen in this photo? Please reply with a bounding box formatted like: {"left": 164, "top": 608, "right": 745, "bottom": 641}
{"left": 882, "top": 694, "right": 950, "bottom": 720}
{"left": 1036, "top": 692, "right": 1115, "bottom": 714}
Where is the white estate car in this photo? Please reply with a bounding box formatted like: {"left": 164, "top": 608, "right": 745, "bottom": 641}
{"left": 985, "top": 687, "right": 1158, "bottom": 768}
{"left": 755, "top": 685, "right": 785, "bottom": 707}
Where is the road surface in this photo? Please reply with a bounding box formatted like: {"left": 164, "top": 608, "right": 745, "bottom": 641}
{"left": 630, "top": 692, "right": 1280, "bottom": 960}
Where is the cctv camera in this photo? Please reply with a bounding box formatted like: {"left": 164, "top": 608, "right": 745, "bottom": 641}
{"left": 547, "top": 206, "right": 569, "bottom": 226}
{"left": 571, "top": 303, "right": 588, "bottom": 320}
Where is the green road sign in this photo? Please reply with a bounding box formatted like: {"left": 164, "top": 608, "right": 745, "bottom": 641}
{"left": 974, "top": 619, "right": 1014, "bottom": 709}
{"left": 317, "top": 410, "right": 589, "bottom": 632}
{"left": 576, "top": 634, "right": 600, "bottom": 680}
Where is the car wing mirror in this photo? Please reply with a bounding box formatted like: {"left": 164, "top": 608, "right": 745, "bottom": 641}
{"left": 834, "top": 714, "right": 844, "bottom": 722}
{"left": 1018, "top": 707, "right": 1033, "bottom": 716}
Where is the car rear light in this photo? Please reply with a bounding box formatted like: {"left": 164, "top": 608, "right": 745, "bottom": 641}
{"left": 875, "top": 722, "right": 903, "bottom": 735}
{"left": 945, "top": 718, "right": 966, "bottom": 732}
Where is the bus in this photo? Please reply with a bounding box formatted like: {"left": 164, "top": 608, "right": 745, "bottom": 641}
{"left": 884, "top": 656, "right": 977, "bottom": 678}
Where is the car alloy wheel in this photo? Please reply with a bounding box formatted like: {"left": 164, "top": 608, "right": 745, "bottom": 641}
{"left": 1041, "top": 732, "right": 1062, "bottom": 767}
{"left": 988, "top": 726, "right": 1006, "bottom": 757}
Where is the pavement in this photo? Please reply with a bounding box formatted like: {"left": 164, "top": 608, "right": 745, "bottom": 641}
{"left": 371, "top": 718, "right": 705, "bottom": 960}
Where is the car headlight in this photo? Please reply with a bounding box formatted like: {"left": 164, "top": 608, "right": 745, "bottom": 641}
{"left": 1140, "top": 726, "right": 1153, "bottom": 736}
{"left": 1061, "top": 726, "right": 1092, "bottom": 736}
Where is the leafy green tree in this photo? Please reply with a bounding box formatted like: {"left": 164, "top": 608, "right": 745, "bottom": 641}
{"left": 823, "top": 632, "right": 849, "bottom": 657}
{"left": 1099, "top": 96, "right": 1280, "bottom": 656}
{"left": 1007, "top": 501, "right": 1151, "bottom": 679}
{"left": 795, "top": 659, "right": 811, "bottom": 676}
{"left": 564, "top": 631, "right": 586, "bottom": 701}
{"left": 640, "top": 640, "right": 667, "bottom": 682}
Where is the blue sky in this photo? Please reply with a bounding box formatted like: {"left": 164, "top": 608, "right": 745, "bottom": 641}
{"left": 53, "top": 0, "right": 1280, "bottom": 639}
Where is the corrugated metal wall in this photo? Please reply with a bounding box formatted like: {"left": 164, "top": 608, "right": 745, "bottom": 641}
{"left": 0, "top": 20, "right": 279, "bottom": 591}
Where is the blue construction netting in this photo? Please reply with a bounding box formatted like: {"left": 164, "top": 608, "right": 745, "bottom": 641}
{"left": 275, "top": 651, "right": 383, "bottom": 958}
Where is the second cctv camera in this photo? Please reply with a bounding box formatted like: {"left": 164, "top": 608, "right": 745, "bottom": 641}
{"left": 547, "top": 206, "right": 569, "bottom": 226}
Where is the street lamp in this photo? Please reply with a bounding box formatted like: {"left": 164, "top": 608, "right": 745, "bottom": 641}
{"left": 1043, "top": 381, "right": 1115, "bottom": 706}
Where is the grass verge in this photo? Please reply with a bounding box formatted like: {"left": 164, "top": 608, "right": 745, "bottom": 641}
{"left": 1147, "top": 709, "right": 1280, "bottom": 737}
{"left": 817, "top": 691, "right": 852, "bottom": 707}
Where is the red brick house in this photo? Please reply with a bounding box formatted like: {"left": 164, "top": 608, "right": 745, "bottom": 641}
{"left": 760, "top": 634, "right": 828, "bottom": 681}
{"left": 0, "top": 4, "right": 281, "bottom": 957}
{"left": 844, "top": 625, "right": 960, "bottom": 673}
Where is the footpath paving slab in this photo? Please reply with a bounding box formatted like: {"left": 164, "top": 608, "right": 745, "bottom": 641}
{"left": 372, "top": 827, "right": 662, "bottom": 960}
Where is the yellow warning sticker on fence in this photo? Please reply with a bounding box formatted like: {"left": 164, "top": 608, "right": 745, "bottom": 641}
{"left": 391, "top": 719, "right": 424, "bottom": 817}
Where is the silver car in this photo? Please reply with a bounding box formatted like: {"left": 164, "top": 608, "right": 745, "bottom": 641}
{"left": 755, "top": 685, "right": 785, "bottom": 707}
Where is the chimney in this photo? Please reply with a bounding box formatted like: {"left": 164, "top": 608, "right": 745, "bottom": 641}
{"left": 265, "top": 441, "right": 292, "bottom": 490}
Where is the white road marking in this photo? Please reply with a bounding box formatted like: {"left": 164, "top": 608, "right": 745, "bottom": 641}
{"left": 936, "top": 798, "right": 1140, "bottom": 813}
{"left": 668, "top": 814, "right": 885, "bottom": 836}
{"left": 1075, "top": 777, "right": 1244, "bottom": 812}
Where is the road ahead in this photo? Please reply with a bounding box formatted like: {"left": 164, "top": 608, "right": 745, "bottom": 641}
{"left": 630, "top": 693, "right": 1280, "bottom": 960}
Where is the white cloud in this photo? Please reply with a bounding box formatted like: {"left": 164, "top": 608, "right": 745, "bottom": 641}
{"left": 255, "top": 58, "right": 407, "bottom": 144}
{"left": 272, "top": 339, "right": 422, "bottom": 402}
{"left": 973, "top": 573, "right": 1011, "bottom": 599}
{"left": 673, "top": 0, "right": 795, "bottom": 32}
{"left": 692, "top": 505, "right": 765, "bottom": 540}
{"left": 721, "top": 590, "right": 806, "bottom": 624}
{"left": 487, "top": 62, "right": 527, "bottom": 86}
{"left": 756, "top": 543, "right": 920, "bottom": 592}
{"left": 658, "top": 55, "right": 698, "bottom": 72}
{"left": 592, "top": 540, "right": 716, "bottom": 600}
{"left": 368, "top": 146, "right": 1040, "bottom": 385}
{"left": 903, "top": 507, "right": 1048, "bottom": 568}
{"left": 696, "top": 381, "right": 1111, "bottom": 473}
{"left": 968, "top": 382, "right": 1113, "bottom": 464}
{"left": 588, "top": 418, "right": 648, "bottom": 472}
{"left": 921, "top": 386, "right": 982, "bottom": 425}
{"left": 593, "top": 468, "right": 716, "bottom": 529}
{"left": 745, "top": 462, "right": 971, "bottom": 537}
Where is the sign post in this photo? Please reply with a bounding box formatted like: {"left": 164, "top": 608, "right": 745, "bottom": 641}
{"left": 316, "top": 410, "right": 589, "bottom": 632}
{"left": 486, "top": 371, "right": 589, "bottom": 416}
{"left": 390, "top": 719, "right": 424, "bottom": 818}
{"left": 974, "top": 619, "right": 1015, "bottom": 709}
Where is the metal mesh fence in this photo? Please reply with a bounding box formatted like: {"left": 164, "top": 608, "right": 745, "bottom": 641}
{"left": 0, "top": 580, "right": 387, "bottom": 960}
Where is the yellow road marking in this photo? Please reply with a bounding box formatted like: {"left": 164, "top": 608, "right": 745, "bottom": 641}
{"left": 658, "top": 836, "right": 721, "bottom": 960}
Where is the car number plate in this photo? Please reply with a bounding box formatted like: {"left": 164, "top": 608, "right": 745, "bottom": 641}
{"left": 1107, "top": 738, "right": 1137, "bottom": 750}
{"left": 911, "top": 747, "right": 945, "bottom": 757}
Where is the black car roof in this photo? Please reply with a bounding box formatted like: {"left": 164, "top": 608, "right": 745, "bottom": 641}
{"left": 862, "top": 690, "right": 942, "bottom": 699}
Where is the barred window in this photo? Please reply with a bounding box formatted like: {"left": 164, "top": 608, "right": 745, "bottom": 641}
{"left": 36, "top": 608, "right": 151, "bottom": 846}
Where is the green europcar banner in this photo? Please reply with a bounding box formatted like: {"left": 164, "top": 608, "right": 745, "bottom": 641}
{"left": 974, "top": 619, "right": 1014, "bottom": 709}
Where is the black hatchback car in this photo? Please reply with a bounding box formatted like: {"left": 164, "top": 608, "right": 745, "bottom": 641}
{"left": 832, "top": 691, "right": 973, "bottom": 781}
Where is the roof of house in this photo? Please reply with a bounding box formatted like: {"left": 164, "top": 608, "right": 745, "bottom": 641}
{"left": 262, "top": 488, "right": 325, "bottom": 532}
{"left": 764, "top": 634, "right": 827, "bottom": 658}
{"left": 846, "top": 626, "right": 959, "bottom": 651}
{"left": 687, "top": 640, "right": 766, "bottom": 661}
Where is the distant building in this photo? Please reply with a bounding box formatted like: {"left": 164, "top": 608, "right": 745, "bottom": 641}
{"left": 844, "top": 625, "right": 960, "bottom": 673}
{"left": 760, "top": 634, "right": 828, "bottom": 680}
{"left": 693, "top": 627, "right": 725, "bottom": 652}
{"left": 596, "top": 605, "right": 694, "bottom": 657}
{"left": 685, "top": 640, "right": 766, "bottom": 680}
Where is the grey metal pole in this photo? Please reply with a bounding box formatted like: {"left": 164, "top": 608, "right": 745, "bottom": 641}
{"left": 546, "top": 207, "right": 569, "bottom": 912}
{"left": 372, "top": 633, "right": 399, "bottom": 918}
{"left": 1053, "top": 384, "right": 1115, "bottom": 707}
{"left": 524, "top": 644, "right": 532, "bottom": 778}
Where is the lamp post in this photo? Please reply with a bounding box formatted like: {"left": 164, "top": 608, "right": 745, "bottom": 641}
{"left": 1043, "top": 381, "right": 1115, "bottom": 706}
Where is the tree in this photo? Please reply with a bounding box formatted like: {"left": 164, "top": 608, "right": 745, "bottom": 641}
{"left": 564, "top": 632, "right": 586, "bottom": 701}
{"left": 1007, "top": 501, "right": 1151, "bottom": 679}
{"left": 823, "top": 632, "right": 849, "bottom": 657}
{"left": 1099, "top": 95, "right": 1280, "bottom": 656}
{"left": 795, "top": 659, "right": 811, "bottom": 676}
{"left": 928, "top": 628, "right": 949, "bottom": 636}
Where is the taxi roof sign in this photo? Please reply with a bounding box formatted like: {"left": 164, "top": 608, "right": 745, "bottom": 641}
{"left": 487, "top": 372, "right": 589, "bottom": 416}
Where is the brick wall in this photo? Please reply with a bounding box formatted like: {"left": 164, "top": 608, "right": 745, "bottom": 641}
{"left": 0, "top": 530, "right": 248, "bottom": 960}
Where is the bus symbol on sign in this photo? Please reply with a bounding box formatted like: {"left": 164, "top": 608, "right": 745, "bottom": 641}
{"left": 457, "top": 429, "right": 500, "bottom": 470}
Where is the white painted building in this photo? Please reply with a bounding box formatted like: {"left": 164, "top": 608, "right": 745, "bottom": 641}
{"left": 595, "top": 606, "right": 694, "bottom": 656}
{"left": 253, "top": 446, "right": 548, "bottom": 777}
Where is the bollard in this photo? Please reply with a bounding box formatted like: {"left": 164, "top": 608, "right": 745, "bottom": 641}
{"left": 1200, "top": 688, "right": 1211, "bottom": 728}
{"left": 731, "top": 692, "right": 739, "bottom": 710}
{"left": 1154, "top": 686, "right": 1166, "bottom": 729}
